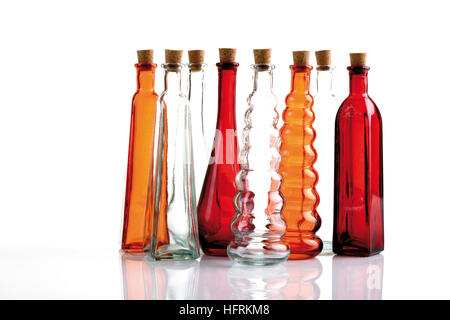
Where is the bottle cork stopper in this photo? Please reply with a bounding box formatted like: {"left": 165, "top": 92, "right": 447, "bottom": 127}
{"left": 293, "top": 51, "right": 310, "bottom": 66}
{"left": 350, "top": 53, "right": 367, "bottom": 67}
{"left": 188, "top": 50, "right": 205, "bottom": 72}
{"left": 137, "top": 50, "right": 153, "bottom": 64}
{"left": 219, "top": 48, "right": 236, "bottom": 63}
{"left": 253, "top": 49, "right": 272, "bottom": 64}
{"left": 315, "top": 50, "right": 332, "bottom": 66}
{"left": 188, "top": 50, "right": 205, "bottom": 64}
{"left": 165, "top": 49, "right": 183, "bottom": 64}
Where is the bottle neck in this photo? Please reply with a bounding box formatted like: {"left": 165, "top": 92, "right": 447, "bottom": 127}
{"left": 216, "top": 63, "right": 238, "bottom": 130}
{"left": 162, "top": 63, "right": 183, "bottom": 93}
{"left": 316, "top": 66, "right": 334, "bottom": 96}
{"left": 136, "top": 64, "right": 156, "bottom": 92}
{"left": 349, "top": 67, "right": 369, "bottom": 95}
{"left": 188, "top": 66, "right": 206, "bottom": 139}
{"left": 188, "top": 66, "right": 206, "bottom": 101}
{"left": 290, "top": 65, "right": 312, "bottom": 94}
{"left": 252, "top": 64, "right": 274, "bottom": 92}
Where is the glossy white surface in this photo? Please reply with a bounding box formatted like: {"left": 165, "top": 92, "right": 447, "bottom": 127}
{"left": 0, "top": 0, "right": 450, "bottom": 300}
{"left": 0, "top": 248, "right": 448, "bottom": 300}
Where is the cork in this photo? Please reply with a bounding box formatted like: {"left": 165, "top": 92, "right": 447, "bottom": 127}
{"left": 293, "top": 51, "right": 310, "bottom": 66}
{"left": 165, "top": 49, "right": 183, "bottom": 64}
{"left": 188, "top": 50, "right": 205, "bottom": 72}
{"left": 253, "top": 49, "right": 272, "bottom": 64}
{"left": 315, "top": 50, "right": 331, "bottom": 66}
{"left": 137, "top": 50, "right": 153, "bottom": 64}
{"left": 219, "top": 48, "right": 236, "bottom": 63}
{"left": 350, "top": 53, "right": 367, "bottom": 67}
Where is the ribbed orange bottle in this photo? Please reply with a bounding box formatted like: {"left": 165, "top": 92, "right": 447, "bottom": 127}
{"left": 279, "top": 51, "right": 323, "bottom": 259}
{"left": 121, "top": 50, "right": 158, "bottom": 252}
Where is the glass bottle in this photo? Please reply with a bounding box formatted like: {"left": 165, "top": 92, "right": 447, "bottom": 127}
{"left": 187, "top": 50, "right": 209, "bottom": 203}
{"left": 197, "top": 49, "right": 240, "bottom": 256}
{"left": 228, "top": 49, "right": 289, "bottom": 266}
{"left": 313, "top": 50, "right": 338, "bottom": 253}
{"left": 146, "top": 50, "right": 200, "bottom": 260}
{"left": 121, "top": 50, "right": 158, "bottom": 252}
{"left": 279, "top": 51, "right": 323, "bottom": 260}
{"left": 333, "top": 53, "right": 384, "bottom": 256}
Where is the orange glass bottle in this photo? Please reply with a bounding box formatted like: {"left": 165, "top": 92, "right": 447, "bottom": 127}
{"left": 279, "top": 51, "right": 323, "bottom": 259}
{"left": 121, "top": 50, "right": 158, "bottom": 252}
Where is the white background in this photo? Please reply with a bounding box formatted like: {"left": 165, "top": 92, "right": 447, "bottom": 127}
{"left": 0, "top": 0, "right": 449, "bottom": 299}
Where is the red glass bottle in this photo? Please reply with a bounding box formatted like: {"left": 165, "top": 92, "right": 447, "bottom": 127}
{"left": 122, "top": 50, "right": 158, "bottom": 252}
{"left": 333, "top": 53, "right": 384, "bottom": 256}
{"left": 197, "top": 49, "right": 240, "bottom": 256}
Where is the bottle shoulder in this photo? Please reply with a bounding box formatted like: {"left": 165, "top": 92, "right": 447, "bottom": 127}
{"left": 132, "top": 91, "right": 158, "bottom": 106}
{"left": 158, "top": 91, "right": 189, "bottom": 107}
{"left": 248, "top": 90, "right": 278, "bottom": 106}
{"left": 285, "top": 92, "right": 313, "bottom": 107}
{"left": 134, "top": 88, "right": 158, "bottom": 97}
{"left": 313, "top": 92, "right": 338, "bottom": 105}
{"left": 337, "top": 95, "right": 381, "bottom": 120}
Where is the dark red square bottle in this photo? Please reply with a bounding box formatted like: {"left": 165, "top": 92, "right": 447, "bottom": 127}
{"left": 333, "top": 53, "right": 384, "bottom": 256}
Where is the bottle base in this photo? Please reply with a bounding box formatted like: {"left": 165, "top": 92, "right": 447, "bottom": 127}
{"left": 148, "top": 247, "right": 200, "bottom": 261}
{"left": 202, "top": 248, "right": 228, "bottom": 256}
{"left": 320, "top": 240, "right": 334, "bottom": 256}
{"left": 284, "top": 234, "right": 323, "bottom": 260}
{"left": 121, "top": 242, "right": 144, "bottom": 253}
{"left": 199, "top": 238, "right": 229, "bottom": 256}
{"left": 333, "top": 244, "right": 383, "bottom": 257}
{"left": 227, "top": 239, "right": 290, "bottom": 266}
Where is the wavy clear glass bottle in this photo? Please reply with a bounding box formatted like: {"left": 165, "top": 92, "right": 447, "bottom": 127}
{"left": 188, "top": 63, "right": 209, "bottom": 203}
{"left": 314, "top": 65, "right": 338, "bottom": 252}
{"left": 228, "top": 64, "right": 289, "bottom": 266}
{"left": 146, "top": 63, "right": 200, "bottom": 260}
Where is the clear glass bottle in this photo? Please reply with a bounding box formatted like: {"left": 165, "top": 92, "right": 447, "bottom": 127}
{"left": 122, "top": 50, "right": 158, "bottom": 252}
{"left": 187, "top": 50, "right": 209, "bottom": 203}
{"left": 313, "top": 50, "right": 338, "bottom": 253}
{"left": 228, "top": 49, "right": 289, "bottom": 266}
{"left": 146, "top": 50, "right": 200, "bottom": 260}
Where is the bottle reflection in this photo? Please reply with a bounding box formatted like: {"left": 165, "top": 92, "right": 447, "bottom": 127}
{"left": 226, "top": 258, "right": 322, "bottom": 300}
{"left": 332, "top": 255, "right": 384, "bottom": 300}
{"left": 227, "top": 264, "right": 289, "bottom": 299}
{"left": 122, "top": 253, "right": 325, "bottom": 300}
{"left": 121, "top": 253, "right": 199, "bottom": 300}
{"left": 121, "top": 253, "right": 152, "bottom": 299}
{"left": 283, "top": 259, "right": 323, "bottom": 300}
{"left": 197, "top": 255, "right": 234, "bottom": 299}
